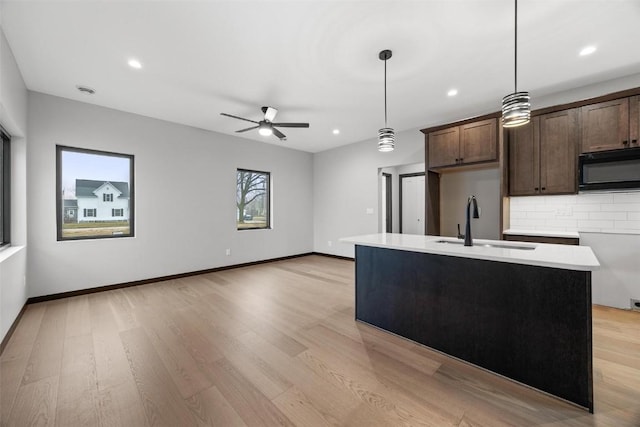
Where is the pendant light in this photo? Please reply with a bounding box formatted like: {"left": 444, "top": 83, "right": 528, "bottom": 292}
{"left": 378, "top": 49, "right": 395, "bottom": 152}
{"left": 502, "top": 0, "right": 530, "bottom": 128}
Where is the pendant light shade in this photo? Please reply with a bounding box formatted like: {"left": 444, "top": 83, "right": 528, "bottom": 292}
{"left": 502, "top": 91, "right": 530, "bottom": 128}
{"left": 502, "top": 0, "right": 530, "bottom": 128}
{"left": 378, "top": 127, "right": 395, "bottom": 152}
{"left": 378, "top": 49, "right": 395, "bottom": 152}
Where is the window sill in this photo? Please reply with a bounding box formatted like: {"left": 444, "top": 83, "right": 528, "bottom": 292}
{"left": 0, "top": 245, "right": 25, "bottom": 263}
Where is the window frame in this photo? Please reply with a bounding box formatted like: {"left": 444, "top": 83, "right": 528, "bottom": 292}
{"left": 1, "top": 128, "right": 10, "bottom": 248}
{"left": 236, "top": 168, "right": 271, "bottom": 231}
{"left": 56, "top": 145, "right": 135, "bottom": 241}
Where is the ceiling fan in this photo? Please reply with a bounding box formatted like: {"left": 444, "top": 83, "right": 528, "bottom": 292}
{"left": 220, "top": 106, "right": 309, "bottom": 141}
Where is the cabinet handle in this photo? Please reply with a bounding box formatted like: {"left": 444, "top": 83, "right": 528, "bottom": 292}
{"left": 535, "top": 187, "right": 539, "bottom": 191}
{"left": 633, "top": 139, "right": 638, "bottom": 145}
{"left": 623, "top": 140, "right": 629, "bottom": 145}
{"left": 459, "top": 157, "right": 464, "bottom": 163}
{"left": 541, "top": 187, "right": 546, "bottom": 191}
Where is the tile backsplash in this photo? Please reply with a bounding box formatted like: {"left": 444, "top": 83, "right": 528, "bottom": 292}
{"left": 509, "top": 192, "right": 640, "bottom": 234}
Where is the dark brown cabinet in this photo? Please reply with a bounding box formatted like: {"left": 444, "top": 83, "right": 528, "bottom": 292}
{"left": 503, "top": 234, "right": 579, "bottom": 245}
{"left": 581, "top": 96, "right": 640, "bottom": 152}
{"left": 509, "top": 109, "right": 579, "bottom": 196}
{"left": 428, "top": 118, "right": 497, "bottom": 169}
{"left": 428, "top": 126, "right": 459, "bottom": 168}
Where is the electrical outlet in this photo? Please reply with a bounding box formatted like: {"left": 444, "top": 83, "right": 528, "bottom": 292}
{"left": 631, "top": 298, "right": 640, "bottom": 312}
{"left": 225, "top": 248, "right": 231, "bottom": 256}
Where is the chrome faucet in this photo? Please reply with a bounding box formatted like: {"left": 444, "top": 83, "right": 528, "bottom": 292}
{"left": 464, "top": 195, "right": 480, "bottom": 246}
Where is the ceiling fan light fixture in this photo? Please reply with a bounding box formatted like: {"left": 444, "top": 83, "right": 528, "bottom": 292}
{"left": 378, "top": 49, "right": 395, "bottom": 152}
{"left": 258, "top": 122, "right": 273, "bottom": 136}
{"left": 501, "top": 0, "right": 530, "bottom": 128}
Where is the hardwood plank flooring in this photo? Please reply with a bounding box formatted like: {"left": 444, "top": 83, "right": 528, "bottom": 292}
{"left": 2, "top": 255, "right": 640, "bottom": 426}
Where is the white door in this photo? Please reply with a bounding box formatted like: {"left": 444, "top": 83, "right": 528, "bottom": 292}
{"left": 401, "top": 175, "right": 425, "bottom": 234}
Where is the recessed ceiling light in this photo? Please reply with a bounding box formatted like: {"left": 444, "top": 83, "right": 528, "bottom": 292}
{"left": 128, "top": 58, "right": 142, "bottom": 69}
{"left": 579, "top": 46, "right": 597, "bottom": 56}
{"left": 76, "top": 85, "right": 95, "bottom": 95}
{"left": 332, "top": 129, "right": 340, "bottom": 135}
{"left": 447, "top": 89, "right": 458, "bottom": 97}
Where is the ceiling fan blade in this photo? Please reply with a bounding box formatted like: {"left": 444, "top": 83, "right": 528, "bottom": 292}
{"left": 263, "top": 106, "right": 278, "bottom": 122}
{"left": 272, "top": 128, "right": 287, "bottom": 140}
{"left": 220, "top": 113, "right": 259, "bottom": 124}
{"left": 272, "top": 123, "right": 309, "bottom": 128}
{"left": 236, "top": 125, "right": 259, "bottom": 133}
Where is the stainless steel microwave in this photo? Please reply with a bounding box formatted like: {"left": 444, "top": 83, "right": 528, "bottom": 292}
{"left": 579, "top": 147, "right": 640, "bottom": 191}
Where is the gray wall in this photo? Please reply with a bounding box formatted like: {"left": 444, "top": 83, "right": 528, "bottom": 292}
{"left": 440, "top": 168, "right": 501, "bottom": 240}
{"left": 27, "top": 92, "right": 313, "bottom": 298}
{"left": 313, "top": 128, "right": 425, "bottom": 258}
{"left": 0, "top": 27, "right": 28, "bottom": 341}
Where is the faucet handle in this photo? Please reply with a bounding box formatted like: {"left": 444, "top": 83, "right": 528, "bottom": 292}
{"left": 457, "top": 223, "right": 464, "bottom": 239}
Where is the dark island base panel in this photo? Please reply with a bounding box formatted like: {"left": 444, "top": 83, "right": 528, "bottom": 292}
{"left": 355, "top": 245, "right": 593, "bottom": 412}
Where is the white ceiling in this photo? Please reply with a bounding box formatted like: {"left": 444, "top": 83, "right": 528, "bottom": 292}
{"left": 2, "top": 1, "right": 640, "bottom": 153}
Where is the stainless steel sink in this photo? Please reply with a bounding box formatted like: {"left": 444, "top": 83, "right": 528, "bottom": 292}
{"left": 434, "top": 240, "right": 536, "bottom": 250}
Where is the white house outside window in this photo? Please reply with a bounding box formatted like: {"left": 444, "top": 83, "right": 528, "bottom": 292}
{"left": 57, "top": 145, "right": 135, "bottom": 240}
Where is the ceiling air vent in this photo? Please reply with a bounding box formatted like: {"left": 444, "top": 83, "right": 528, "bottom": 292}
{"left": 76, "top": 85, "right": 95, "bottom": 95}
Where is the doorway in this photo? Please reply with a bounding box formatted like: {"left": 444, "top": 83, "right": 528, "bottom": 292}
{"left": 381, "top": 173, "right": 392, "bottom": 233}
{"left": 400, "top": 173, "right": 425, "bottom": 234}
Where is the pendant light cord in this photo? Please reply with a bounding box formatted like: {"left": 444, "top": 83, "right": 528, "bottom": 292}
{"left": 514, "top": 0, "right": 518, "bottom": 93}
{"left": 384, "top": 57, "right": 388, "bottom": 127}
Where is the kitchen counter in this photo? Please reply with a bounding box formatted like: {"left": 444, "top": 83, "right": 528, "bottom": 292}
{"left": 343, "top": 233, "right": 595, "bottom": 412}
{"left": 340, "top": 233, "right": 599, "bottom": 271}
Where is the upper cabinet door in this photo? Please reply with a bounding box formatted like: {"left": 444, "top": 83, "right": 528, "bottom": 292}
{"left": 508, "top": 119, "right": 539, "bottom": 196}
{"left": 460, "top": 118, "right": 497, "bottom": 164}
{"left": 581, "top": 98, "right": 629, "bottom": 152}
{"left": 428, "top": 126, "right": 459, "bottom": 168}
{"left": 539, "top": 109, "right": 578, "bottom": 194}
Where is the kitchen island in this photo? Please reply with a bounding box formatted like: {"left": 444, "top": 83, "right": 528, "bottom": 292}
{"left": 340, "top": 233, "right": 600, "bottom": 412}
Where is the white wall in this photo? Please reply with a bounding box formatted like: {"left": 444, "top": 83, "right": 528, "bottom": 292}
{"left": 0, "top": 27, "right": 28, "bottom": 342}
{"left": 440, "top": 168, "right": 501, "bottom": 240}
{"left": 314, "top": 128, "right": 424, "bottom": 258}
{"left": 532, "top": 73, "right": 640, "bottom": 112}
{"left": 510, "top": 193, "right": 640, "bottom": 234}
{"left": 580, "top": 232, "right": 640, "bottom": 310}
{"left": 27, "top": 92, "right": 313, "bottom": 298}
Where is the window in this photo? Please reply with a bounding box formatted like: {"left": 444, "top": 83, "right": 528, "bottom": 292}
{"left": 1, "top": 129, "right": 10, "bottom": 247}
{"left": 237, "top": 169, "right": 270, "bottom": 230}
{"left": 57, "top": 146, "right": 134, "bottom": 240}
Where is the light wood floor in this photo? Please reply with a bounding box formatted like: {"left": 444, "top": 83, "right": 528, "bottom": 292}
{"left": 1, "top": 255, "right": 639, "bottom": 426}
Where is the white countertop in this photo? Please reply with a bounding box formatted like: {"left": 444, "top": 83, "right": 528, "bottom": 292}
{"left": 339, "top": 233, "right": 600, "bottom": 271}
{"left": 503, "top": 229, "right": 581, "bottom": 239}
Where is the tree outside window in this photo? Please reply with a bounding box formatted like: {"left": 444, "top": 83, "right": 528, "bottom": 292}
{"left": 237, "top": 169, "right": 270, "bottom": 230}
